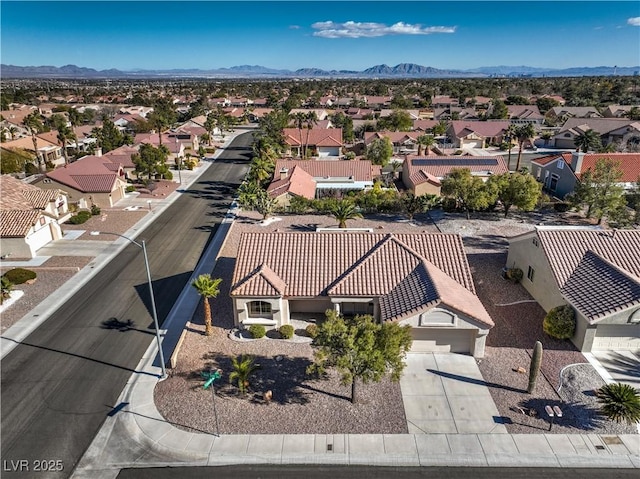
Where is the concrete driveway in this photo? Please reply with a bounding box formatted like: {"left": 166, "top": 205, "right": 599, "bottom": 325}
{"left": 400, "top": 353, "right": 508, "bottom": 434}
{"left": 590, "top": 350, "right": 640, "bottom": 389}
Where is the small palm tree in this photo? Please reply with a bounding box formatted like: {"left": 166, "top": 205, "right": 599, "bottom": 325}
{"left": 330, "top": 200, "right": 363, "bottom": 228}
{"left": 191, "top": 274, "right": 222, "bottom": 336}
{"left": 1, "top": 277, "right": 13, "bottom": 305}
{"left": 574, "top": 129, "right": 602, "bottom": 153}
{"left": 229, "top": 354, "right": 260, "bottom": 396}
{"left": 596, "top": 382, "right": 640, "bottom": 425}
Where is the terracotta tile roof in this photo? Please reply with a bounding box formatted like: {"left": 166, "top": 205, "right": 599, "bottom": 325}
{"left": 405, "top": 156, "right": 508, "bottom": 179}
{"left": 507, "top": 105, "right": 543, "bottom": 119}
{"left": 274, "top": 159, "right": 376, "bottom": 182}
{"left": 2, "top": 136, "right": 59, "bottom": 152}
{"left": 531, "top": 153, "right": 571, "bottom": 167}
{"left": 579, "top": 153, "right": 640, "bottom": 182}
{"left": 1, "top": 175, "right": 59, "bottom": 209}
{"left": 408, "top": 170, "right": 441, "bottom": 187}
{"left": 0, "top": 209, "right": 41, "bottom": 237}
{"left": 449, "top": 121, "right": 510, "bottom": 138}
{"left": 267, "top": 166, "right": 317, "bottom": 200}
{"left": 561, "top": 251, "right": 640, "bottom": 322}
{"left": 233, "top": 264, "right": 287, "bottom": 297}
{"left": 412, "top": 120, "right": 439, "bottom": 131}
{"left": 364, "top": 131, "right": 420, "bottom": 146}
{"left": 283, "top": 128, "right": 343, "bottom": 147}
{"left": 231, "top": 232, "right": 491, "bottom": 327}
{"left": 45, "top": 156, "right": 122, "bottom": 193}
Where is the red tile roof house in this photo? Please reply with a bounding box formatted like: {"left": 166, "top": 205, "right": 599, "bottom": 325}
{"left": 33, "top": 155, "right": 128, "bottom": 208}
{"left": 530, "top": 152, "right": 640, "bottom": 200}
{"left": 446, "top": 121, "right": 510, "bottom": 149}
{"left": 3, "top": 136, "right": 64, "bottom": 168}
{"left": 364, "top": 131, "right": 421, "bottom": 155}
{"left": 282, "top": 128, "right": 343, "bottom": 159}
{"left": 506, "top": 105, "right": 544, "bottom": 125}
{"left": 551, "top": 118, "right": 635, "bottom": 150}
{"left": 267, "top": 159, "right": 381, "bottom": 202}
{"left": 402, "top": 156, "right": 508, "bottom": 197}
{"left": 507, "top": 226, "right": 640, "bottom": 352}
{"left": 231, "top": 232, "right": 494, "bottom": 357}
{"left": 0, "top": 175, "right": 69, "bottom": 258}
{"left": 134, "top": 133, "right": 186, "bottom": 165}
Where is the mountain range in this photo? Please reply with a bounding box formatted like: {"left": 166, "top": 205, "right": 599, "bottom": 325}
{"left": 1, "top": 63, "right": 639, "bottom": 79}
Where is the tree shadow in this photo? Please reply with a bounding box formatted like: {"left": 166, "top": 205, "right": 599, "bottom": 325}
{"left": 592, "top": 352, "right": 640, "bottom": 384}
{"left": 518, "top": 397, "right": 607, "bottom": 431}
{"left": 427, "top": 369, "right": 526, "bottom": 393}
{"left": 101, "top": 317, "right": 155, "bottom": 335}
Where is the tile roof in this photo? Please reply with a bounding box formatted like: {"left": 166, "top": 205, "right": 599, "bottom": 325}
{"left": 561, "top": 251, "right": 640, "bottom": 322}
{"left": 408, "top": 170, "right": 441, "bottom": 188}
{"left": 231, "top": 232, "right": 492, "bottom": 327}
{"left": 233, "top": 264, "right": 287, "bottom": 297}
{"left": 267, "top": 166, "right": 317, "bottom": 200}
{"left": 364, "top": 131, "right": 420, "bottom": 146}
{"left": 1, "top": 175, "right": 59, "bottom": 210}
{"left": 45, "top": 156, "right": 122, "bottom": 193}
{"left": 274, "top": 159, "right": 377, "bottom": 182}
{"left": 449, "top": 121, "right": 510, "bottom": 138}
{"left": 558, "top": 117, "right": 634, "bottom": 135}
{"left": 532, "top": 152, "right": 640, "bottom": 182}
{"left": 405, "top": 156, "right": 508, "bottom": 179}
{"left": 0, "top": 209, "right": 42, "bottom": 237}
{"left": 283, "top": 128, "right": 343, "bottom": 147}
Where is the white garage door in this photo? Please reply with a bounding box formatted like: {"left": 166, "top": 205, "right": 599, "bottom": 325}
{"left": 462, "top": 139, "right": 483, "bottom": 149}
{"left": 592, "top": 324, "right": 640, "bottom": 352}
{"left": 26, "top": 222, "right": 54, "bottom": 253}
{"left": 411, "top": 328, "right": 473, "bottom": 354}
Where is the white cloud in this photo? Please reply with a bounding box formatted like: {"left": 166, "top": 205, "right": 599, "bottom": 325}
{"left": 628, "top": 17, "right": 640, "bottom": 26}
{"left": 311, "top": 20, "right": 456, "bottom": 39}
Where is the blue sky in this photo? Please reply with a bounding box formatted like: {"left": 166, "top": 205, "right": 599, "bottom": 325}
{"left": 1, "top": 1, "right": 639, "bottom": 71}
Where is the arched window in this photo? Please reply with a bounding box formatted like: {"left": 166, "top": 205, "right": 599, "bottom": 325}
{"left": 248, "top": 301, "right": 272, "bottom": 318}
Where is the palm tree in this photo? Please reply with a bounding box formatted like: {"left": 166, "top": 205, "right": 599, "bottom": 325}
{"left": 596, "top": 382, "right": 640, "bottom": 425}
{"left": 229, "top": 354, "right": 260, "bottom": 396}
{"left": 514, "top": 123, "right": 535, "bottom": 172}
{"left": 8, "top": 125, "right": 18, "bottom": 140}
{"left": 330, "top": 200, "right": 363, "bottom": 228}
{"left": 204, "top": 113, "right": 216, "bottom": 146}
{"left": 57, "top": 124, "right": 75, "bottom": 165}
{"left": 68, "top": 108, "right": 82, "bottom": 149}
{"left": 191, "top": 274, "right": 222, "bottom": 336}
{"left": 303, "top": 111, "right": 318, "bottom": 158}
{"left": 574, "top": 129, "right": 602, "bottom": 153}
{"left": 504, "top": 124, "right": 518, "bottom": 170}
{"left": 23, "top": 112, "right": 45, "bottom": 172}
{"left": 416, "top": 134, "right": 435, "bottom": 156}
{"left": 290, "top": 111, "right": 306, "bottom": 158}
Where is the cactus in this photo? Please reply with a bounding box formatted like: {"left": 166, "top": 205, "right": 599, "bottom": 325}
{"left": 527, "top": 341, "right": 543, "bottom": 394}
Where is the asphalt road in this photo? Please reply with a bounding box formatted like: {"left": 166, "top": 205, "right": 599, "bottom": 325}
{"left": 0, "top": 132, "right": 253, "bottom": 478}
{"left": 116, "top": 465, "right": 640, "bottom": 479}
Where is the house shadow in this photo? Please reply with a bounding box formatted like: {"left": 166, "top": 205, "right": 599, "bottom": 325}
{"left": 176, "top": 352, "right": 317, "bottom": 405}
{"left": 133, "top": 271, "right": 194, "bottom": 330}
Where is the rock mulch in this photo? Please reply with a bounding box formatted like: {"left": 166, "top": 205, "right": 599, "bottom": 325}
{"left": 62, "top": 209, "right": 149, "bottom": 240}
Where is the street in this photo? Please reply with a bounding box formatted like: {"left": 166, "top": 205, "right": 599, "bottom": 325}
{"left": 0, "top": 132, "right": 253, "bottom": 478}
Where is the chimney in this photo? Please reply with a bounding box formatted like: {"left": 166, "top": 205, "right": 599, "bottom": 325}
{"left": 279, "top": 168, "right": 289, "bottom": 180}
{"left": 96, "top": 147, "right": 103, "bottom": 157}
{"left": 571, "top": 152, "right": 584, "bottom": 173}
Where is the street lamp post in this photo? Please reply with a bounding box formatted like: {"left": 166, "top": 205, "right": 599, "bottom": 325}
{"left": 91, "top": 231, "right": 166, "bottom": 378}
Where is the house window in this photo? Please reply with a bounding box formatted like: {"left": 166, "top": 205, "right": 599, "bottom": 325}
{"left": 557, "top": 161, "right": 564, "bottom": 170}
{"left": 248, "top": 301, "right": 272, "bottom": 318}
{"left": 550, "top": 174, "right": 559, "bottom": 192}
{"left": 527, "top": 266, "right": 535, "bottom": 282}
{"left": 532, "top": 237, "right": 539, "bottom": 247}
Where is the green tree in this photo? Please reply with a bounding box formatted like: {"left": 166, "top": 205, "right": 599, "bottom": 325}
{"left": 1, "top": 276, "right": 13, "bottom": 305}
{"left": 191, "top": 274, "right": 222, "bottom": 336}
{"left": 204, "top": 113, "right": 217, "bottom": 146}
{"left": 132, "top": 143, "right": 169, "bottom": 180}
{"left": 22, "top": 112, "right": 45, "bottom": 172}
{"left": 330, "top": 200, "right": 363, "bottom": 228}
{"left": 536, "top": 97, "right": 560, "bottom": 114}
{"left": 441, "top": 168, "right": 497, "bottom": 219}
{"left": 254, "top": 189, "right": 277, "bottom": 219}
{"left": 488, "top": 172, "right": 542, "bottom": 217}
{"left": 229, "top": 354, "right": 261, "bottom": 396}
{"left": 416, "top": 134, "right": 435, "bottom": 156}
{"left": 307, "top": 310, "right": 412, "bottom": 404}
{"left": 0, "top": 147, "right": 32, "bottom": 174}
{"left": 624, "top": 106, "right": 640, "bottom": 121}
{"left": 365, "top": 137, "right": 393, "bottom": 167}
{"left": 488, "top": 99, "right": 509, "bottom": 119}
{"left": 514, "top": 123, "right": 535, "bottom": 171}
{"left": 378, "top": 109, "right": 413, "bottom": 132}
{"left": 148, "top": 98, "right": 177, "bottom": 146}
{"left": 570, "top": 158, "right": 626, "bottom": 224}
{"left": 92, "top": 118, "right": 126, "bottom": 153}
{"left": 400, "top": 193, "right": 441, "bottom": 220}
{"left": 596, "top": 383, "right": 640, "bottom": 425}
{"left": 574, "top": 129, "right": 602, "bottom": 153}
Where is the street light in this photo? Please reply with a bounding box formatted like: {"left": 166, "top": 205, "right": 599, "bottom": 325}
{"left": 90, "top": 231, "right": 166, "bottom": 378}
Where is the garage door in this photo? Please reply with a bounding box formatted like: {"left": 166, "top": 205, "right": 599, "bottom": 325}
{"left": 411, "top": 328, "right": 473, "bottom": 354}
{"left": 462, "top": 140, "right": 482, "bottom": 148}
{"left": 592, "top": 324, "right": 640, "bottom": 352}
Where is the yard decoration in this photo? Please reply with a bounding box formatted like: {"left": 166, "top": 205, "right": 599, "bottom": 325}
{"left": 527, "top": 341, "right": 543, "bottom": 394}
{"left": 202, "top": 369, "right": 221, "bottom": 436}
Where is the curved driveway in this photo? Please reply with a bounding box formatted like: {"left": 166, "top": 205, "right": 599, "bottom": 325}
{"left": 0, "top": 132, "right": 252, "bottom": 478}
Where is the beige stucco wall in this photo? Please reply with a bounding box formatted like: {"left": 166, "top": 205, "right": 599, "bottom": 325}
{"left": 233, "top": 297, "right": 287, "bottom": 327}
{"left": 413, "top": 181, "right": 441, "bottom": 197}
{"left": 575, "top": 306, "right": 640, "bottom": 351}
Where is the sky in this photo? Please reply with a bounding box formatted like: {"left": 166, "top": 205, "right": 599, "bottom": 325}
{"left": 1, "top": 1, "right": 639, "bottom": 71}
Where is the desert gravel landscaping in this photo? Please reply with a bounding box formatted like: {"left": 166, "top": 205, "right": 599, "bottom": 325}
{"left": 156, "top": 208, "right": 637, "bottom": 436}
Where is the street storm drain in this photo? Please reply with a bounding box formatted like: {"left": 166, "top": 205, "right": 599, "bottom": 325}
{"left": 327, "top": 444, "right": 333, "bottom": 451}
{"left": 595, "top": 445, "right": 606, "bottom": 450}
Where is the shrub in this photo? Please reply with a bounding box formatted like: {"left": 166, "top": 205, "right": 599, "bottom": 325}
{"left": 163, "top": 170, "right": 173, "bottom": 181}
{"left": 554, "top": 202, "right": 571, "bottom": 212}
{"left": 248, "top": 324, "right": 266, "bottom": 339}
{"left": 3, "top": 268, "right": 37, "bottom": 285}
{"left": 90, "top": 204, "right": 101, "bottom": 215}
{"left": 125, "top": 185, "right": 136, "bottom": 193}
{"left": 1, "top": 276, "right": 13, "bottom": 304}
{"left": 279, "top": 324, "right": 294, "bottom": 339}
{"left": 305, "top": 323, "right": 319, "bottom": 338}
{"left": 543, "top": 305, "right": 576, "bottom": 339}
{"left": 68, "top": 210, "right": 92, "bottom": 224}
{"left": 506, "top": 267, "right": 523, "bottom": 284}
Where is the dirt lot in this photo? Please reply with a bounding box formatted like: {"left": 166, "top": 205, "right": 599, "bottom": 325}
{"left": 156, "top": 208, "right": 636, "bottom": 435}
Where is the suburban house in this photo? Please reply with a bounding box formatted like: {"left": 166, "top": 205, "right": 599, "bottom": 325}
{"left": 446, "top": 121, "right": 510, "bottom": 149}
{"left": 506, "top": 226, "right": 640, "bottom": 352}
{"left": 402, "top": 156, "right": 509, "bottom": 196}
{"left": 530, "top": 152, "right": 640, "bottom": 199}
{"left": 412, "top": 120, "right": 439, "bottom": 132}
{"left": 268, "top": 159, "right": 380, "bottom": 201}
{"left": 134, "top": 133, "right": 186, "bottom": 165}
{"left": 551, "top": 118, "right": 635, "bottom": 150}
{"left": 289, "top": 109, "right": 329, "bottom": 121}
{"left": 0, "top": 175, "right": 69, "bottom": 258}
{"left": 364, "top": 131, "right": 421, "bottom": 155}
{"left": 34, "top": 155, "right": 128, "bottom": 208}
{"left": 282, "top": 128, "right": 343, "bottom": 158}
{"left": 231, "top": 232, "right": 494, "bottom": 357}
{"left": 545, "top": 106, "right": 602, "bottom": 125}
{"left": 602, "top": 105, "right": 639, "bottom": 118}
{"left": 506, "top": 105, "right": 544, "bottom": 125}
{"left": 2, "top": 136, "right": 64, "bottom": 168}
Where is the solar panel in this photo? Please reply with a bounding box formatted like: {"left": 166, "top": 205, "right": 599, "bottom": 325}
{"left": 411, "top": 158, "right": 498, "bottom": 166}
